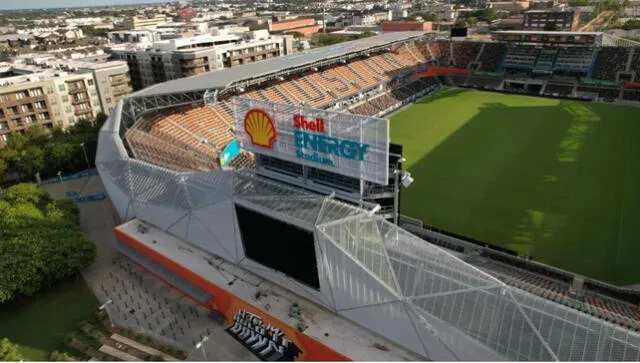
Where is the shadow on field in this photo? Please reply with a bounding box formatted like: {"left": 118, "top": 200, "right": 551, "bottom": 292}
{"left": 402, "top": 98, "right": 640, "bottom": 284}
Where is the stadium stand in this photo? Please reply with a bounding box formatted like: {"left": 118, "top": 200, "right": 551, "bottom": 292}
{"left": 452, "top": 41, "right": 483, "bottom": 69}
{"left": 592, "top": 47, "right": 630, "bottom": 80}
{"left": 477, "top": 43, "right": 507, "bottom": 72}
{"left": 428, "top": 41, "right": 452, "bottom": 66}
{"left": 554, "top": 47, "right": 595, "bottom": 73}
{"left": 503, "top": 45, "right": 540, "bottom": 69}
{"left": 632, "top": 49, "right": 640, "bottom": 80}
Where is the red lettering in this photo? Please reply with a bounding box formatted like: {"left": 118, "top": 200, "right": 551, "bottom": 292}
{"left": 293, "top": 115, "right": 326, "bottom": 133}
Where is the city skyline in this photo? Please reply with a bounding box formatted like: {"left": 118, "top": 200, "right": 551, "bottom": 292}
{"left": 0, "top": 0, "right": 173, "bottom": 11}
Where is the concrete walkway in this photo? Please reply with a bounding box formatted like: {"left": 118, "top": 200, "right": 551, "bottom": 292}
{"left": 43, "top": 175, "right": 256, "bottom": 361}
{"left": 111, "top": 334, "right": 179, "bottom": 361}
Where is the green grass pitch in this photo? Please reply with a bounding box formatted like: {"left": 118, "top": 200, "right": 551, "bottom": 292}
{"left": 390, "top": 88, "right": 640, "bottom": 286}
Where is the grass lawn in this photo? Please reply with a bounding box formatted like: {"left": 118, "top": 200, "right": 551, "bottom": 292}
{"left": 391, "top": 88, "right": 640, "bottom": 286}
{"left": 0, "top": 277, "right": 99, "bottom": 361}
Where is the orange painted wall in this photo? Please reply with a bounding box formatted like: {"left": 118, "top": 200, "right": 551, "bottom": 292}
{"left": 269, "top": 18, "right": 316, "bottom": 32}
{"left": 114, "top": 227, "right": 351, "bottom": 362}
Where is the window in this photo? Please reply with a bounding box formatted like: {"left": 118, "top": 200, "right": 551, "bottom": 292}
{"left": 65, "top": 106, "right": 72, "bottom": 113}
{"left": 0, "top": 122, "right": 8, "bottom": 130}
{"left": 26, "top": 115, "right": 36, "bottom": 124}
{"left": 35, "top": 101, "right": 46, "bottom": 109}
{"left": 38, "top": 112, "right": 49, "bottom": 120}
{"left": 15, "top": 91, "right": 26, "bottom": 100}
{"left": 12, "top": 118, "right": 21, "bottom": 126}
{"left": 58, "top": 84, "right": 66, "bottom": 92}
{"left": 106, "top": 97, "right": 112, "bottom": 103}
{"left": 88, "top": 79, "right": 94, "bottom": 86}
{"left": 1, "top": 134, "right": 7, "bottom": 143}
{"left": 29, "top": 88, "right": 43, "bottom": 97}
{"left": 46, "top": 87, "right": 54, "bottom": 94}
{"left": 0, "top": 94, "right": 9, "bottom": 102}
{"left": 8, "top": 106, "right": 18, "bottom": 114}
{"left": 62, "top": 95, "right": 69, "bottom": 102}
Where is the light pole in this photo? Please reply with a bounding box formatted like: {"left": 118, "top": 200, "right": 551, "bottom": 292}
{"left": 99, "top": 298, "right": 114, "bottom": 328}
{"left": 393, "top": 157, "right": 406, "bottom": 225}
{"left": 194, "top": 336, "right": 209, "bottom": 361}
{"left": 80, "top": 142, "right": 91, "bottom": 170}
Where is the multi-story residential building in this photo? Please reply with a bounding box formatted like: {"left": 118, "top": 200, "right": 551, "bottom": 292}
{"left": 108, "top": 32, "right": 294, "bottom": 90}
{"left": 71, "top": 61, "right": 132, "bottom": 115}
{"left": 0, "top": 60, "right": 131, "bottom": 147}
{"left": 523, "top": 9, "right": 580, "bottom": 30}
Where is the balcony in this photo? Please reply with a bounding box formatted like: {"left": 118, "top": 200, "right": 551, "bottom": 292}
{"left": 74, "top": 108, "right": 93, "bottom": 116}
{"left": 180, "top": 58, "right": 207, "bottom": 69}
{"left": 230, "top": 49, "right": 277, "bottom": 61}
{"left": 113, "top": 85, "right": 133, "bottom": 97}
{"left": 67, "top": 84, "right": 86, "bottom": 94}
{"left": 110, "top": 74, "right": 131, "bottom": 86}
{"left": 72, "top": 97, "right": 89, "bottom": 105}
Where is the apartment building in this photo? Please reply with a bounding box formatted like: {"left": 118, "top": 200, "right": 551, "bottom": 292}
{"left": 72, "top": 61, "right": 132, "bottom": 114}
{"left": 523, "top": 9, "right": 580, "bottom": 31}
{"left": 109, "top": 32, "right": 293, "bottom": 90}
{"left": 0, "top": 61, "right": 131, "bottom": 147}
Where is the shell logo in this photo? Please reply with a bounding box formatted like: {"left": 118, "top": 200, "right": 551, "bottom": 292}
{"left": 244, "top": 108, "right": 277, "bottom": 149}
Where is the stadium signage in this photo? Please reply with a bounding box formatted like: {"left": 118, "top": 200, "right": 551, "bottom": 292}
{"left": 293, "top": 114, "right": 371, "bottom": 167}
{"left": 235, "top": 97, "right": 389, "bottom": 185}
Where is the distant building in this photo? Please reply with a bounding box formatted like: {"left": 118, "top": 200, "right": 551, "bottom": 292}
{"left": 0, "top": 60, "right": 130, "bottom": 146}
{"left": 122, "top": 15, "right": 169, "bottom": 30}
{"left": 523, "top": 9, "right": 580, "bottom": 31}
{"left": 489, "top": 1, "right": 531, "bottom": 12}
{"left": 381, "top": 21, "right": 433, "bottom": 32}
{"left": 268, "top": 18, "right": 321, "bottom": 35}
{"left": 352, "top": 12, "right": 391, "bottom": 26}
{"left": 108, "top": 33, "right": 294, "bottom": 90}
{"left": 108, "top": 30, "right": 160, "bottom": 44}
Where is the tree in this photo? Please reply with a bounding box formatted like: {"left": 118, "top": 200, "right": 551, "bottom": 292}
{"left": 289, "top": 31, "right": 305, "bottom": 39}
{"left": 421, "top": 11, "right": 437, "bottom": 21}
{"left": 622, "top": 19, "right": 640, "bottom": 30}
{"left": 0, "top": 338, "right": 23, "bottom": 362}
{"left": 455, "top": 18, "right": 467, "bottom": 27}
{"left": 50, "top": 351, "right": 74, "bottom": 361}
{"left": 467, "top": 16, "right": 478, "bottom": 27}
{"left": 483, "top": 7, "right": 500, "bottom": 23}
{"left": 314, "top": 33, "right": 350, "bottom": 46}
{"left": 0, "top": 183, "right": 95, "bottom": 303}
{"left": 1, "top": 183, "right": 48, "bottom": 207}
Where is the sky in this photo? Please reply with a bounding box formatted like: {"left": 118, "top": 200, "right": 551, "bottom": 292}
{"left": 0, "top": 0, "right": 173, "bottom": 11}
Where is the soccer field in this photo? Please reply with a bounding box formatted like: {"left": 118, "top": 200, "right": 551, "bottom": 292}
{"left": 390, "top": 88, "right": 640, "bottom": 286}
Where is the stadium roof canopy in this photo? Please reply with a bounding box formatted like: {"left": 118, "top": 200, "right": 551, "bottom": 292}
{"left": 131, "top": 31, "right": 427, "bottom": 98}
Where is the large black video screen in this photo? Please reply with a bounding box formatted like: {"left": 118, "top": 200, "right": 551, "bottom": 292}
{"left": 451, "top": 27, "right": 468, "bottom": 37}
{"left": 235, "top": 204, "right": 320, "bottom": 289}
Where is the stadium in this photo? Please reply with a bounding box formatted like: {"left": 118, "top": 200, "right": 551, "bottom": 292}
{"left": 97, "top": 30, "right": 640, "bottom": 361}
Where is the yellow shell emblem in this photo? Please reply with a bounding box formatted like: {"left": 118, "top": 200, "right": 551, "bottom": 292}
{"left": 244, "top": 108, "right": 277, "bottom": 149}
